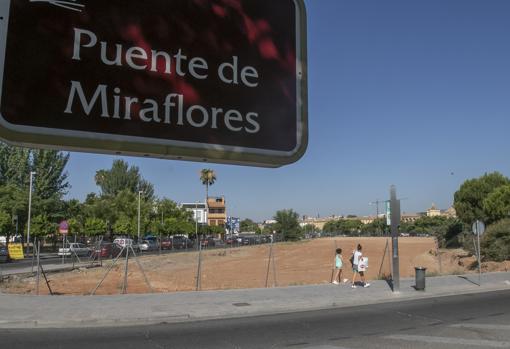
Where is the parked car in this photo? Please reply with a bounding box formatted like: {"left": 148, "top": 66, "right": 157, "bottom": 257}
{"left": 0, "top": 244, "right": 9, "bottom": 263}
{"left": 58, "top": 243, "right": 91, "bottom": 257}
{"left": 200, "top": 239, "right": 209, "bottom": 248}
{"left": 213, "top": 238, "right": 225, "bottom": 247}
{"left": 91, "top": 242, "right": 122, "bottom": 259}
{"left": 161, "top": 238, "right": 173, "bottom": 250}
{"left": 139, "top": 239, "right": 159, "bottom": 251}
{"left": 172, "top": 236, "right": 193, "bottom": 249}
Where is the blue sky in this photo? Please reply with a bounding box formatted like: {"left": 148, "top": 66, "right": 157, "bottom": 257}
{"left": 64, "top": 0, "right": 510, "bottom": 221}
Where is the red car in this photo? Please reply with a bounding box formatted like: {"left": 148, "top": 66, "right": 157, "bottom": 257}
{"left": 91, "top": 243, "right": 122, "bottom": 259}
{"left": 161, "top": 238, "right": 173, "bottom": 250}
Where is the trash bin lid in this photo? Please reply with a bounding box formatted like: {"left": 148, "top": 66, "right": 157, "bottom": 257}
{"left": 415, "top": 266, "right": 427, "bottom": 270}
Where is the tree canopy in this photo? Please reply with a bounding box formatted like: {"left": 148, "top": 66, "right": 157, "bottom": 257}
{"left": 273, "top": 209, "right": 302, "bottom": 241}
{"left": 95, "top": 159, "right": 154, "bottom": 200}
{"left": 483, "top": 185, "right": 510, "bottom": 224}
{"left": 240, "top": 218, "right": 259, "bottom": 233}
{"left": 200, "top": 169, "right": 216, "bottom": 199}
{"left": 454, "top": 172, "right": 510, "bottom": 225}
{"left": 323, "top": 219, "right": 363, "bottom": 236}
{"left": 0, "top": 144, "right": 70, "bottom": 242}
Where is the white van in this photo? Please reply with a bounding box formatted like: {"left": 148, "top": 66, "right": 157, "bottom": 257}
{"left": 113, "top": 238, "right": 140, "bottom": 251}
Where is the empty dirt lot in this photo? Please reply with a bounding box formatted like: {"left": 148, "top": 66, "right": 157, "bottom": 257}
{"left": 3, "top": 237, "right": 507, "bottom": 295}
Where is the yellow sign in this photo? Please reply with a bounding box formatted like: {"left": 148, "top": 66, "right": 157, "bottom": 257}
{"left": 8, "top": 243, "right": 24, "bottom": 260}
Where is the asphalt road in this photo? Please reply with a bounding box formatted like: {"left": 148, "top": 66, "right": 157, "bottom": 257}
{"left": 1, "top": 290, "right": 509, "bottom": 348}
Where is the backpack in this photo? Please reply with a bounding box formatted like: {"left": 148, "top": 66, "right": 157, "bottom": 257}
{"left": 349, "top": 253, "right": 354, "bottom": 266}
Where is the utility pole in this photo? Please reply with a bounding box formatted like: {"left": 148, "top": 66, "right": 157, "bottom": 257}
{"left": 369, "top": 199, "right": 384, "bottom": 218}
{"left": 390, "top": 185, "right": 401, "bottom": 293}
{"left": 370, "top": 199, "right": 386, "bottom": 236}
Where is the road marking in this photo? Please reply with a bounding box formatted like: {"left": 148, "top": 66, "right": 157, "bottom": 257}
{"left": 385, "top": 334, "right": 510, "bottom": 348}
{"left": 451, "top": 324, "right": 510, "bottom": 331}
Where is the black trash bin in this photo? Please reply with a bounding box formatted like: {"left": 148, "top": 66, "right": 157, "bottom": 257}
{"left": 415, "top": 267, "right": 426, "bottom": 291}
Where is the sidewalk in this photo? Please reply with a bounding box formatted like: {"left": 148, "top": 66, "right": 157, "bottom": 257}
{"left": 0, "top": 272, "right": 509, "bottom": 329}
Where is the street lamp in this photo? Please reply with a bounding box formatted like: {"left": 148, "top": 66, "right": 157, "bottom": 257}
{"left": 26, "top": 171, "right": 36, "bottom": 255}
{"left": 137, "top": 190, "right": 143, "bottom": 242}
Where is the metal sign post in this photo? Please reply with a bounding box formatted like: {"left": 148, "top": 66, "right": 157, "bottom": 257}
{"left": 472, "top": 220, "right": 485, "bottom": 286}
{"left": 59, "top": 220, "right": 69, "bottom": 265}
{"left": 389, "top": 185, "right": 401, "bottom": 293}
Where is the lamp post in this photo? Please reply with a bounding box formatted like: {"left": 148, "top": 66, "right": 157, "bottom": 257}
{"left": 26, "top": 171, "right": 36, "bottom": 255}
{"left": 137, "top": 190, "right": 143, "bottom": 242}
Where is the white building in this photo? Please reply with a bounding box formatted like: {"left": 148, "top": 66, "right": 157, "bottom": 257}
{"left": 180, "top": 203, "right": 208, "bottom": 224}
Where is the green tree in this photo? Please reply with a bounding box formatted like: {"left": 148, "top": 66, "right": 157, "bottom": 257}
{"left": 0, "top": 211, "right": 12, "bottom": 246}
{"left": 67, "top": 217, "right": 82, "bottom": 237}
{"left": 240, "top": 218, "right": 258, "bottom": 233}
{"left": 0, "top": 145, "right": 70, "bottom": 239}
{"left": 0, "top": 184, "right": 27, "bottom": 242}
{"left": 323, "top": 219, "right": 362, "bottom": 236}
{"left": 481, "top": 218, "right": 510, "bottom": 262}
{"left": 82, "top": 193, "right": 117, "bottom": 225}
{"left": 274, "top": 209, "right": 302, "bottom": 241}
{"left": 95, "top": 159, "right": 154, "bottom": 199}
{"left": 360, "top": 218, "right": 387, "bottom": 236}
{"left": 400, "top": 216, "right": 464, "bottom": 247}
{"left": 200, "top": 169, "right": 216, "bottom": 201}
{"left": 262, "top": 223, "right": 275, "bottom": 236}
{"left": 0, "top": 144, "right": 30, "bottom": 187}
{"left": 177, "top": 220, "right": 194, "bottom": 235}
{"left": 84, "top": 218, "right": 107, "bottom": 237}
{"left": 454, "top": 172, "right": 510, "bottom": 225}
{"left": 483, "top": 185, "right": 510, "bottom": 224}
{"left": 113, "top": 215, "right": 135, "bottom": 237}
{"left": 158, "top": 198, "right": 192, "bottom": 222}
{"left": 30, "top": 215, "right": 57, "bottom": 238}
{"left": 31, "top": 149, "right": 70, "bottom": 200}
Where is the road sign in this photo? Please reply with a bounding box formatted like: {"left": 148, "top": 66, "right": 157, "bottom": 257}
{"left": 472, "top": 220, "right": 485, "bottom": 236}
{"left": 59, "top": 220, "right": 69, "bottom": 235}
{"left": 227, "top": 217, "right": 240, "bottom": 233}
{"left": 471, "top": 220, "right": 485, "bottom": 285}
{"left": 7, "top": 243, "right": 23, "bottom": 260}
{"left": 0, "top": 0, "right": 308, "bottom": 167}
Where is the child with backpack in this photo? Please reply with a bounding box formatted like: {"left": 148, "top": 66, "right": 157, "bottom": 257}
{"left": 351, "top": 244, "right": 370, "bottom": 288}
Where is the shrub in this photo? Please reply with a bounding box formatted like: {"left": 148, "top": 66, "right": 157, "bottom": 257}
{"left": 481, "top": 219, "right": 510, "bottom": 262}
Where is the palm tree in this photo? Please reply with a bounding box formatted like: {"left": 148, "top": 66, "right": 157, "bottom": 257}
{"left": 200, "top": 169, "right": 216, "bottom": 202}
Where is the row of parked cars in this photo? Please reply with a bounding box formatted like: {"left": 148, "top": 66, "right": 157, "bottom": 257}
{"left": 0, "top": 235, "right": 274, "bottom": 263}
{"left": 90, "top": 236, "right": 196, "bottom": 259}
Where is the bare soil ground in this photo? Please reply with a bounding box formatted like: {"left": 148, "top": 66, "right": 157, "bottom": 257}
{"left": 2, "top": 237, "right": 509, "bottom": 295}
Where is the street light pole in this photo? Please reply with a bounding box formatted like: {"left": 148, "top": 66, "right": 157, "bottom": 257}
{"left": 389, "top": 185, "right": 401, "bottom": 293}
{"left": 26, "top": 171, "right": 36, "bottom": 256}
{"left": 369, "top": 200, "right": 381, "bottom": 218}
{"left": 137, "top": 191, "right": 143, "bottom": 242}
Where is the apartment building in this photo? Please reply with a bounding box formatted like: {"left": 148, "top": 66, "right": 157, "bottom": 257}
{"left": 207, "top": 196, "right": 226, "bottom": 226}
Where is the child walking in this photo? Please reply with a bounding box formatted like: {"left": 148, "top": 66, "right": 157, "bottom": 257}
{"left": 332, "top": 248, "right": 347, "bottom": 284}
{"left": 351, "top": 244, "right": 370, "bottom": 288}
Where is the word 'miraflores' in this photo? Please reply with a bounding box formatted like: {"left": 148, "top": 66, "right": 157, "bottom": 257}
{"left": 64, "top": 82, "right": 260, "bottom": 133}
{"left": 64, "top": 28, "right": 262, "bottom": 134}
